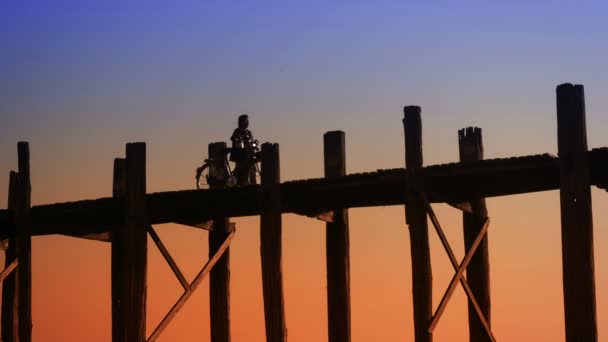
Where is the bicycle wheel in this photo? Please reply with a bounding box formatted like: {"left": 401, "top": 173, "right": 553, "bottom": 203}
{"left": 195, "top": 162, "right": 210, "bottom": 189}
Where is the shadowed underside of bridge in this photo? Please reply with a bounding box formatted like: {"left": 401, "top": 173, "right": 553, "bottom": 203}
{"left": 1, "top": 149, "right": 607, "bottom": 239}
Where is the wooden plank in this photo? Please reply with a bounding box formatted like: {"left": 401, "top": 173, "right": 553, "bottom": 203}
{"left": 324, "top": 131, "right": 351, "bottom": 342}
{"left": 62, "top": 231, "right": 112, "bottom": 242}
{"left": 403, "top": 106, "right": 432, "bottom": 342}
{"left": 76, "top": 232, "right": 112, "bottom": 242}
{"left": 113, "top": 144, "right": 148, "bottom": 342}
{"left": 16, "top": 142, "right": 32, "bottom": 342}
{"left": 556, "top": 83, "right": 597, "bottom": 341}
{"left": 292, "top": 209, "right": 335, "bottom": 223}
{"left": 1, "top": 171, "right": 19, "bottom": 342}
{"left": 315, "top": 211, "right": 335, "bottom": 223}
{"left": 260, "top": 143, "right": 286, "bottom": 342}
{"left": 208, "top": 142, "right": 232, "bottom": 342}
{"left": 7, "top": 149, "right": 608, "bottom": 237}
{"left": 459, "top": 127, "right": 491, "bottom": 342}
{"left": 446, "top": 201, "right": 472, "bottom": 214}
{"left": 147, "top": 225, "right": 189, "bottom": 291}
{"left": 173, "top": 220, "right": 214, "bottom": 231}
{"left": 147, "top": 230, "right": 236, "bottom": 342}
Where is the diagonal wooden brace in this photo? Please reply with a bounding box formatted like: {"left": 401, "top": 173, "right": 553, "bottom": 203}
{"left": 429, "top": 217, "right": 490, "bottom": 333}
{"left": 0, "top": 259, "right": 18, "bottom": 283}
{"left": 147, "top": 225, "right": 189, "bottom": 291}
{"left": 147, "top": 228, "right": 236, "bottom": 342}
{"left": 419, "top": 193, "right": 495, "bottom": 341}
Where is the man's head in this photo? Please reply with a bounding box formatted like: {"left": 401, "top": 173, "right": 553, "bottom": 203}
{"left": 238, "top": 114, "right": 249, "bottom": 129}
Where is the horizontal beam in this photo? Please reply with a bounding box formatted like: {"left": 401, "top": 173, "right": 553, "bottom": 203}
{"left": 1, "top": 149, "right": 608, "bottom": 239}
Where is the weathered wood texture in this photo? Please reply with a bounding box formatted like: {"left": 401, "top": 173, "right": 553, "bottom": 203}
{"left": 403, "top": 106, "right": 432, "bottom": 342}
{"left": 260, "top": 143, "right": 286, "bottom": 342}
{"left": 1, "top": 171, "right": 19, "bottom": 342}
{"left": 16, "top": 142, "right": 32, "bottom": 342}
{"left": 112, "top": 144, "right": 148, "bottom": 342}
{"left": 556, "top": 83, "right": 597, "bottom": 341}
{"left": 5, "top": 149, "right": 608, "bottom": 238}
{"left": 458, "top": 127, "right": 491, "bottom": 342}
{"left": 208, "top": 142, "right": 232, "bottom": 342}
{"left": 324, "top": 131, "right": 351, "bottom": 342}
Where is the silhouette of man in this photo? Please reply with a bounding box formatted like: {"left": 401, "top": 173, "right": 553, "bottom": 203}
{"left": 230, "top": 114, "right": 257, "bottom": 185}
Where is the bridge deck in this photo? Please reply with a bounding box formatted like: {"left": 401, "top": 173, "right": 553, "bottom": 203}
{"left": 1, "top": 148, "right": 607, "bottom": 239}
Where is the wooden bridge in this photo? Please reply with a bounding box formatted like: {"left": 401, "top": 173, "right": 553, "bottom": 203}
{"left": 0, "top": 83, "right": 602, "bottom": 341}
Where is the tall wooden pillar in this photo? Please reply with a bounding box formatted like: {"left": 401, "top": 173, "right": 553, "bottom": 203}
{"left": 403, "top": 106, "right": 432, "bottom": 342}
{"left": 208, "top": 142, "right": 232, "bottom": 342}
{"left": 324, "top": 131, "right": 351, "bottom": 342}
{"left": 458, "top": 127, "right": 491, "bottom": 342}
{"left": 260, "top": 143, "right": 286, "bottom": 342}
{"left": 556, "top": 83, "right": 597, "bottom": 341}
{"left": 112, "top": 143, "right": 147, "bottom": 342}
{"left": 15, "top": 142, "right": 32, "bottom": 342}
{"left": 111, "top": 157, "right": 125, "bottom": 341}
{"left": 1, "top": 171, "right": 19, "bottom": 342}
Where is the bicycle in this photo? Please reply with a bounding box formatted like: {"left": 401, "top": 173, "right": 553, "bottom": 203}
{"left": 195, "top": 142, "right": 261, "bottom": 189}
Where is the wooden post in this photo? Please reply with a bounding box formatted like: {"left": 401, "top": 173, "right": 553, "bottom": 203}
{"left": 403, "top": 106, "right": 432, "bottom": 342}
{"left": 324, "top": 131, "right": 351, "bottom": 342}
{"left": 260, "top": 143, "right": 286, "bottom": 342}
{"left": 1, "top": 171, "right": 19, "bottom": 342}
{"left": 112, "top": 143, "right": 147, "bottom": 342}
{"left": 458, "top": 127, "right": 491, "bottom": 342}
{"left": 111, "top": 157, "right": 126, "bottom": 342}
{"left": 208, "top": 142, "right": 232, "bottom": 342}
{"left": 556, "top": 83, "right": 597, "bottom": 341}
{"left": 113, "top": 158, "right": 126, "bottom": 197}
{"left": 14, "top": 142, "right": 33, "bottom": 342}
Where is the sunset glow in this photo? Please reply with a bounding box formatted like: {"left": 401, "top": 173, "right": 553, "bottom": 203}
{"left": 1, "top": 1, "right": 608, "bottom": 341}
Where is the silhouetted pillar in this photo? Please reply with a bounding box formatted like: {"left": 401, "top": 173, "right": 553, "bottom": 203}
{"left": 112, "top": 143, "right": 147, "bottom": 342}
{"left": 14, "top": 142, "right": 33, "bottom": 342}
{"left": 111, "top": 157, "right": 125, "bottom": 341}
{"left": 458, "top": 127, "right": 491, "bottom": 342}
{"left": 403, "top": 106, "right": 432, "bottom": 342}
{"left": 1, "top": 171, "right": 19, "bottom": 342}
{"left": 208, "top": 142, "right": 232, "bottom": 342}
{"left": 324, "top": 131, "right": 351, "bottom": 342}
{"left": 260, "top": 143, "right": 286, "bottom": 342}
{"left": 556, "top": 83, "right": 597, "bottom": 341}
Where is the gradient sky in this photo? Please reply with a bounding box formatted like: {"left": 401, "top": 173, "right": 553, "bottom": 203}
{"left": 1, "top": 1, "right": 608, "bottom": 341}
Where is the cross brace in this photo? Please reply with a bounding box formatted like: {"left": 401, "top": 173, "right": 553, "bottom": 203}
{"left": 146, "top": 225, "right": 236, "bottom": 342}
{"left": 418, "top": 193, "right": 495, "bottom": 341}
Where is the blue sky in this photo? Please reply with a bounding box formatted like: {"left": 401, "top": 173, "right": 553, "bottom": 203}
{"left": 2, "top": 0, "right": 608, "bottom": 194}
